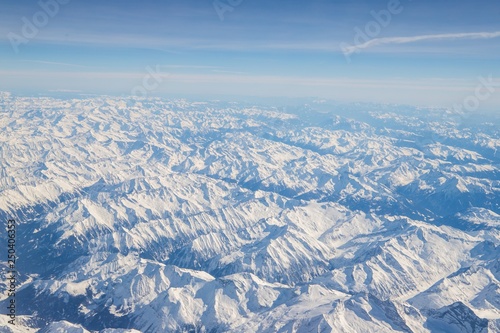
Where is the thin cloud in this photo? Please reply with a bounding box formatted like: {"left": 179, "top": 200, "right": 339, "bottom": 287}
{"left": 2, "top": 70, "right": 499, "bottom": 91}
{"left": 160, "top": 65, "right": 220, "bottom": 69}
{"left": 211, "top": 69, "right": 248, "bottom": 75}
{"left": 343, "top": 31, "right": 500, "bottom": 55}
{"left": 19, "top": 60, "right": 92, "bottom": 68}
{"left": 0, "top": 29, "right": 337, "bottom": 53}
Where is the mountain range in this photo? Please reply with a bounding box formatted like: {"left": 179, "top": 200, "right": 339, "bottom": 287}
{"left": 0, "top": 92, "right": 498, "bottom": 332}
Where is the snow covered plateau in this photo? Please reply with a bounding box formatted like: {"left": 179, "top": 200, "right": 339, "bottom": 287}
{"left": 0, "top": 93, "right": 499, "bottom": 332}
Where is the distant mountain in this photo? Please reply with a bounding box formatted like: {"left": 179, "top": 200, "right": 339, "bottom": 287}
{"left": 0, "top": 94, "right": 498, "bottom": 332}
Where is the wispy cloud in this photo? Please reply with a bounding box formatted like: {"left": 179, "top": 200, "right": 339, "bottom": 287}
{"left": 343, "top": 31, "right": 500, "bottom": 55}
{"left": 210, "top": 69, "right": 247, "bottom": 75}
{"left": 159, "top": 65, "right": 220, "bottom": 69}
{"left": 2, "top": 70, "right": 499, "bottom": 91}
{"left": 19, "top": 60, "right": 91, "bottom": 68}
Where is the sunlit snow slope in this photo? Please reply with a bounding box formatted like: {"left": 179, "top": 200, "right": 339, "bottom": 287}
{"left": 0, "top": 93, "right": 499, "bottom": 332}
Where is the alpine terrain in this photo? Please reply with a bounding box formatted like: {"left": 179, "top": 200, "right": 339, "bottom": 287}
{"left": 0, "top": 92, "right": 499, "bottom": 332}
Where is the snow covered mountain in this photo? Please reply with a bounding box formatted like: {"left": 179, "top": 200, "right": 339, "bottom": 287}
{"left": 0, "top": 93, "right": 499, "bottom": 332}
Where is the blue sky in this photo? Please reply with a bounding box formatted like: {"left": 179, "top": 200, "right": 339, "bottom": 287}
{"left": 1, "top": 0, "right": 499, "bottom": 109}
